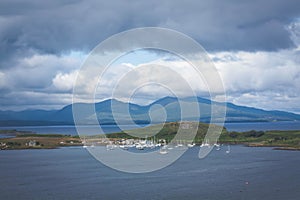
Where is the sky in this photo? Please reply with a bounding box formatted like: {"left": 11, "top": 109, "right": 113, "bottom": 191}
{"left": 0, "top": 0, "right": 300, "bottom": 113}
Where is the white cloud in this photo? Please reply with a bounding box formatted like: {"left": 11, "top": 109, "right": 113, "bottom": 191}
{"left": 216, "top": 50, "right": 299, "bottom": 89}
{"left": 0, "top": 51, "right": 85, "bottom": 110}
{"left": 91, "top": 57, "right": 217, "bottom": 104}
{"left": 210, "top": 45, "right": 300, "bottom": 112}
{"left": 3, "top": 52, "right": 84, "bottom": 90}
{"left": 52, "top": 70, "right": 78, "bottom": 92}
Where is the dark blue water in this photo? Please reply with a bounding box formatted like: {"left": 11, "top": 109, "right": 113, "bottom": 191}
{"left": 0, "top": 134, "right": 15, "bottom": 139}
{"left": 1, "top": 121, "right": 300, "bottom": 136}
{"left": 224, "top": 121, "right": 300, "bottom": 132}
{"left": 0, "top": 124, "right": 138, "bottom": 135}
{"left": 0, "top": 146, "right": 299, "bottom": 200}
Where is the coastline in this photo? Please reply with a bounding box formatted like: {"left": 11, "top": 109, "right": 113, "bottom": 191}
{"left": 246, "top": 143, "right": 300, "bottom": 151}
{"left": 1, "top": 135, "right": 299, "bottom": 151}
{"left": 1, "top": 122, "right": 300, "bottom": 151}
{"left": 0, "top": 132, "right": 83, "bottom": 150}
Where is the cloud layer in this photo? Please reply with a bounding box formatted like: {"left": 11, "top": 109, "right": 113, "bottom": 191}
{"left": 1, "top": 0, "right": 300, "bottom": 63}
{"left": 0, "top": 1, "right": 300, "bottom": 113}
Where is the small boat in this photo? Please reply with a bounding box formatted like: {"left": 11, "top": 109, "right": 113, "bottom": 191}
{"left": 159, "top": 146, "right": 168, "bottom": 154}
{"left": 119, "top": 145, "right": 128, "bottom": 150}
{"left": 159, "top": 150, "right": 168, "bottom": 155}
{"left": 187, "top": 143, "right": 195, "bottom": 148}
{"left": 82, "top": 137, "right": 88, "bottom": 148}
{"left": 175, "top": 140, "right": 184, "bottom": 148}
{"left": 135, "top": 144, "right": 144, "bottom": 150}
{"left": 166, "top": 145, "right": 174, "bottom": 150}
{"left": 155, "top": 143, "right": 162, "bottom": 147}
{"left": 176, "top": 144, "right": 184, "bottom": 147}
{"left": 106, "top": 143, "right": 116, "bottom": 150}
{"left": 214, "top": 143, "right": 220, "bottom": 150}
{"left": 200, "top": 139, "right": 210, "bottom": 147}
{"left": 226, "top": 145, "right": 230, "bottom": 154}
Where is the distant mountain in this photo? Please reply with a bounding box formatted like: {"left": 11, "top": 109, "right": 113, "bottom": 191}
{"left": 0, "top": 97, "right": 300, "bottom": 126}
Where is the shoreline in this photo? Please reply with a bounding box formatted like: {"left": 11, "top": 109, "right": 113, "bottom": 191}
{"left": 1, "top": 123, "right": 300, "bottom": 151}
{"left": 1, "top": 144, "right": 299, "bottom": 151}
{"left": 0, "top": 133, "right": 83, "bottom": 150}
{"left": 1, "top": 137, "right": 299, "bottom": 151}
{"left": 245, "top": 143, "right": 300, "bottom": 151}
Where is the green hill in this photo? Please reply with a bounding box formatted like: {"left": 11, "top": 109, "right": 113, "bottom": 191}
{"left": 106, "top": 122, "right": 227, "bottom": 143}
{"left": 106, "top": 122, "right": 300, "bottom": 149}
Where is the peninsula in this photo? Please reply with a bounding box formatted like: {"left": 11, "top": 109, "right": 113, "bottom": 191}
{"left": 0, "top": 122, "right": 299, "bottom": 150}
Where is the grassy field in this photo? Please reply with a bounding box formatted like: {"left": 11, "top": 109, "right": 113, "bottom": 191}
{"left": 0, "top": 131, "right": 81, "bottom": 150}
{"left": 224, "top": 130, "right": 300, "bottom": 149}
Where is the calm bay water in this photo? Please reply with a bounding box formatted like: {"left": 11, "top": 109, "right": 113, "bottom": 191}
{"left": 1, "top": 121, "right": 299, "bottom": 199}
{"left": 0, "top": 121, "right": 300, "bottom": 136}
{"left": 224, "top": 121, "right": 300, "bottom": 132}
{"left": 0, "top": 124, "right": 139, "bottom": 135}
{"left": 0, "top": 146, "right": 299, "bottom": 200}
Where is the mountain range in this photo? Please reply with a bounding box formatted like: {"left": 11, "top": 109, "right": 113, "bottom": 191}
{"left": 0, "top": 96, "right": 299, "bottom": 126}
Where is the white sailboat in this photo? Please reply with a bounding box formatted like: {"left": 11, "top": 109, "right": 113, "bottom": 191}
{"left": 155, "top": 143, "right": 162, "bottom": 147}
{"left": 135, "top": 143, "right": 144, "bottom": 150}
{"left": 106, "top": 142, "right": 116, "bottom": 150}
{"left": 135, "top": 138, "right": 148, "bottom": 150}
{"left": 226, "top": 145, "right": 230, "bottom": 153}
{"left": 214, "top": 143, "right": 220, "bottom": 150}
{"left": 82, "top": 136, "right": 88, "bottom": 148}
{"left": 200, "top": 139, "right": 210, "bottom": 147}
{"left": 176, "top": 140, "right": 184, "bottom": 148}
{"left": 159, "top": 146, "right": 168, "bottom": 154}
{"left": 167, "top": 145, "right": 174, "bottom": 150}
{"left": 187, "top": 143, "right": 195, "bottom": 148}
{"left": 119, "top": 145, "right": 128, "bottom": 150}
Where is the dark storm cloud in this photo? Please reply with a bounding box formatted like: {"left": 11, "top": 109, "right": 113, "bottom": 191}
{"left": 0, "top": 0, "right": 300, "bottom": 67}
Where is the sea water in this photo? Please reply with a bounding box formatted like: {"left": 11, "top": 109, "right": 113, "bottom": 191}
{"left": 1, "top": 121, "right": 300, "bottom": 136}
{"left": 0, "top": 145, "right": 299, "bottom": 200}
